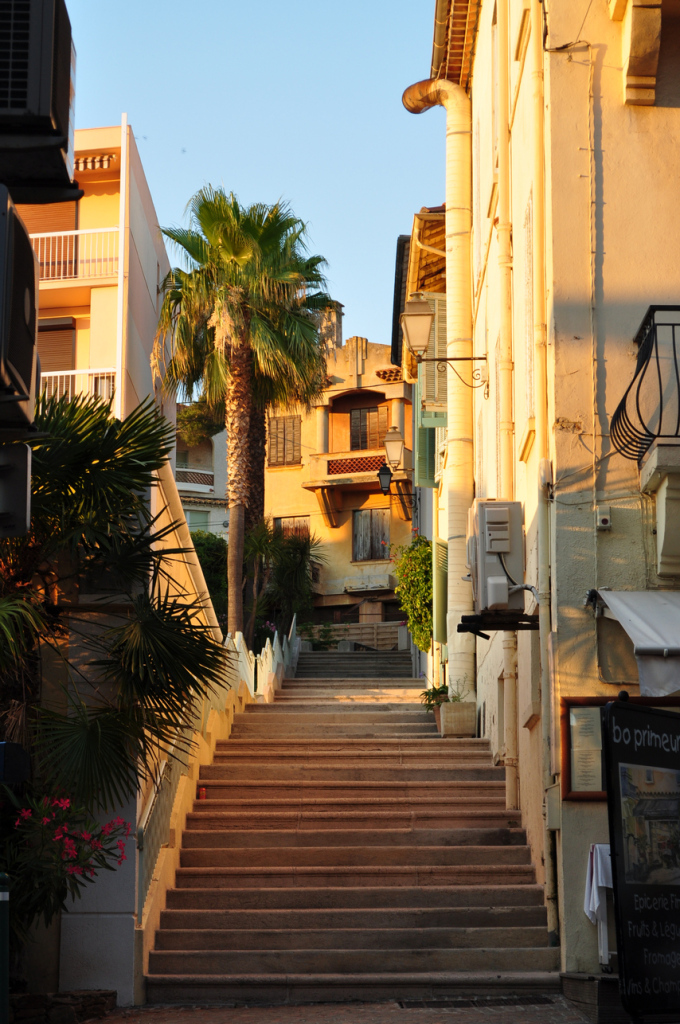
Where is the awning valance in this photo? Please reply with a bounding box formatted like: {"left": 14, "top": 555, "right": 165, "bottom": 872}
{"left": 597, "top": 590, "right": 680, "bottom": 698}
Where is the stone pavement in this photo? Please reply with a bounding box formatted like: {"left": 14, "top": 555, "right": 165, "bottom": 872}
{"left": 111, "top": 995, "right": 589, "bottom": 1024}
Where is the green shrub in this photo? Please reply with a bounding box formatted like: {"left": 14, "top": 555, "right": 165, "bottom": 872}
{"left": 393, "top": 533, "right": 432, "bottom": 652}
{"left": 190, "top": 529, "right": 228, "bottom": 619}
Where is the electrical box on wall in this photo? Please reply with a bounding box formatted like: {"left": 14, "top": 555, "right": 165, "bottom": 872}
{"left": 466, "top": 500, "right": 525, "bottom": 614}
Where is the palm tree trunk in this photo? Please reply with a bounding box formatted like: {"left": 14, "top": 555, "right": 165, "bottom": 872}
{"left": 226, "top": 335, "right": 253, "bottom": 636}
{"left": 245, "top": 404, "right": 266, "bottom": 533}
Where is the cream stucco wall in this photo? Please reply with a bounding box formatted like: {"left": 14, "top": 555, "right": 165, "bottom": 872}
{"left": 444, "top": 0, "right": 680, "bottom": 977}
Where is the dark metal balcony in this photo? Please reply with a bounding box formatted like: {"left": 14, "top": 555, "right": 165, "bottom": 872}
{"left": 611, "top": 306, "right": 680, "bottom": 462}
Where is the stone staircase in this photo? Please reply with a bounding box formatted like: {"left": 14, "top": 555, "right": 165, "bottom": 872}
{"left": 146, "top": 663, "right": 560, "bottom": 1005}
{"left": 295, "top": 650, "right": 413, "bottom": 678}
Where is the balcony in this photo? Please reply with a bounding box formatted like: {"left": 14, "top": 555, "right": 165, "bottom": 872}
{"left": 304, "top": 447, "right": 414, "bottom": 527}
{"left": 175, "top": 468, "right": 214, "bottom": 493}
{"left": 42, "top": 368, "right": 117, "bottom": 402}
{"left": 30, "top": 228, "right": 119, "bottom": 282}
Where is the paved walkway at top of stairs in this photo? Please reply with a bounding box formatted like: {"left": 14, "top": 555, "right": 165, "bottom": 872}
{"left": 114, "top": 995, "right": 588, "bottom": 1024}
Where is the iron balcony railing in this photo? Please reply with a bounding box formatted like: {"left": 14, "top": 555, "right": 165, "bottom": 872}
{"left": 29, "top": 228, "right": 119, "bottom": 281}
{"left": 41, "top": 369, "right": 116, "bottom": 402}
{"left": 611, "top": 306, "right": 680, "bottom": 463}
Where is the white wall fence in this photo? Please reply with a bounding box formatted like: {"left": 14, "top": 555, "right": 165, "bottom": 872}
{"left": 133, "top": 616, "right": 299, "bottom": 996}
{"left": 30, "top": 228, "right": 119, "bottom": 281}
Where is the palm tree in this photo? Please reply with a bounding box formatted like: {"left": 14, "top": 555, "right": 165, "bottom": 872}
{"left": 155, "top": 188, "right": 330, "bottom": 634}
{"left": 0, "top": 392, "right": 228, "bottom": 811}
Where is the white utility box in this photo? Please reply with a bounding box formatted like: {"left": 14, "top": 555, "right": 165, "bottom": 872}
{"left": 466, "top": 500, "right": 525, "bottom": 614}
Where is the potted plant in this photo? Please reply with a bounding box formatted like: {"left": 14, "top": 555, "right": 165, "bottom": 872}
{"left": 420, "top": 683, "right": 450, "bottom": 731}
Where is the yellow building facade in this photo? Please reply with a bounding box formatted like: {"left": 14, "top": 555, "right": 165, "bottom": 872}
{"left": 264, "top": 323, "right": 414, "bottom": 628}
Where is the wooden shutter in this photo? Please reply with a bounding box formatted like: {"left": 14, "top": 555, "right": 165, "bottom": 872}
{"left": 291, "top": 416, "right": 301, "bottom": 463}
{"left": 373, "top": 509, "right": 390, "bottom": 559}
{"left": 377, "top": 405, "right": 388, "bottom": 447}
{"left": 269, "top": 417, "right": 282, "bottom": 465}
{"left": 433, "top": 539, "right": 448, "bottom": 644}
{"left": 422, "top": 293, "right": 447, "bottom": 409}
{"left": 350, "top": 409, "right": 361, "bottom": 451}
{"left": 353, "top": 510, "right": 372, "bottom": 561}
{"left": 37, "top": 327, "right": 74, "bottom": 371}
{"left": 284, "top": 416, "right": 295, "bottom": 464}
{"left": 414, "top": 426, "right": 436, "bottom": 488}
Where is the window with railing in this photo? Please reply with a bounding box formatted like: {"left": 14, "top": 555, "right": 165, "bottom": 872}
{"left": 30, "top": 228, "right": 119, "bottom": 281}
{"left": 611, "top": 306, "right": 680, "bottom": 462}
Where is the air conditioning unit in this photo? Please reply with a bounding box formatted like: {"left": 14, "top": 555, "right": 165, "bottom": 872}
{"left": 0, "top": 0, "right": 77, "bottom": 195}
{"left": 0, "top": 185, "right": 39, "bottom": 427}
{"left": 466, "top": 500, "right": 525, "bottom": 614}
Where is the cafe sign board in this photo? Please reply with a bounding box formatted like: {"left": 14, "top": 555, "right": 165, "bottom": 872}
{"left": 603, "top": 702, "right": 680, "bottom": 1021}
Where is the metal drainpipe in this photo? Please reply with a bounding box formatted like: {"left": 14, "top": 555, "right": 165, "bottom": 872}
{"left": 531, "top": 0, "right": 560, "bottom": 945}
{"left": 497, "top": 0, "right": 519, "bottom": 811}
{"left": 402, "top": 79, "right": 475, "bottom": 695}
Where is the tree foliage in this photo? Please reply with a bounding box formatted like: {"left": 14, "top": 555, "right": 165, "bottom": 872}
{"left": 177, "top": 399, "right": 225, "bottom": 447}
{"left": 393, "top": 533, "right": 433, "bottom": 652}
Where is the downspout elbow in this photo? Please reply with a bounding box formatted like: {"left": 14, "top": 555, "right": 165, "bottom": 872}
{"left": 402, "top": 78, "right": 469, "bottom": 116}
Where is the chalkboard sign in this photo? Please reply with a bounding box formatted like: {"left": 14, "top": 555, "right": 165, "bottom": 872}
{"left": 603, "top": 701, "right": 680, "bottom": 1021}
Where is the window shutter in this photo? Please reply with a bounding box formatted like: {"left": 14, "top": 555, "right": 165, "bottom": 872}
{"left": 366, "top": 407, "right": 378, "bottom": 448}
{"left": 37, "top": 328, "right": 74, "bottom": 371}
{"left": 284, "top": 416, "right": 294, "bottom": 464}
{"left": 292, "top": 415, "right": 301, "bottom": 463}
{"left": 353, "top": 510, "right": 371, "bottom": 561}
{"left": 421, "top": 293, "right": 447, "bottom": 409}
{"left": 415, "top": 426, "right": 436, "bottom": 488}
{"left": 373, "top": 508, "right": 390, "bottom": 559}
{"left": 268, "top": 418, "right": 278, "bottom": 464}
{"left": 350, "top": 410, "right": 361, "bottom": 451}
{"left": 433, "top": 539, "right": 448, "bottom": 644}
{"left": 377, "top": 405, "right": 388, "bottom": 447}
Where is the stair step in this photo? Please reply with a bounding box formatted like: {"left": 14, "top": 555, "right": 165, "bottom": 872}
{"left": 174, "top": 863, "right": 536, "bottom": 888}
{"left": 159, "top": 906, "right": 549, "bottom": 930}
{"left": 165, "top": 884, "right": 548, "bottom": 911}
{"left": 146, "top": 969, "right": 562, "bottom": 1005}
{"left": 179, "top": 845, "right": 532, "bottom": 868}
{"left": 185, "top": 812, "right": 522, "bottom": 830}
{"left": 181, "top": 828, "right": 526, "bottom": 848}
{"left": 190, "top": 780, "right": 506, "bottom": 798}
{"left": 154, "top": 925, "right": 550, "bottom": 951}
{"left": 199, "top": 766, "right": 504, "bottom": 782}
{"left": 148, "top": 946, "right": 559, "bottom": 975}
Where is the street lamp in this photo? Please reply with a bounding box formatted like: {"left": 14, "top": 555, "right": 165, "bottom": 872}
{"left": 383, "top": 426, "right": 404, "bottom": 469}
{"left": 401, "top": 291, "right": 487, "bottom": 384}
{"left": 400, "top": 293, "right": 434, "bottom": 359}
{"left": 377, "top": 462, "right": 393, "bottom": 495}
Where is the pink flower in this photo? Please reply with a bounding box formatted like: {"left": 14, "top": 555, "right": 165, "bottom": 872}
{"left": 89, "top": 838, "right": 103, "bottom": 851}
{"left": 80, "top": 831, "right": 91, "bottom": 842}
{"left": 117, "top": 854, "right": 127, "bottom": 866}
{"left": 66, "top": 865, "right": 83, "bottom": 876}
{"left": 116, "top": 839, "right": 126, "bottom": 852}
{"left": 20, "top": 808, "right": 32, "bottom": 819}
{"left": 101, "top": 823, "right": 113, "bottom": 836}
{"left": 42, "top": 817, "right": 51, "bottom": 825}
{"left": 51, "top": 797, "right": 70, "bottom": 810}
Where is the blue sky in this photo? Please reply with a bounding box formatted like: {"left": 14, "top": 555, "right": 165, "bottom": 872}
{"left": 66, "top": 0, "right": 445, "bottom": 347}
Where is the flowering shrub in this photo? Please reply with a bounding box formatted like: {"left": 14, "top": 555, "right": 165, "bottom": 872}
{"left": 1, "top": 792, "right": 131, "bottom": 941}
{"left": 392, "top": 532, "right": 433, "bottom": 652}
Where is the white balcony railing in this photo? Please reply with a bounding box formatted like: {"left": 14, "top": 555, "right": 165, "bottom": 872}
{"left": 41, "top": 369, "right": 117, "bottom": 402}
{"left": 30, "top": 228, "right": 119, "bottom": 282}
{"left": 175, "top": 468, "right": 215, "bottom": 487}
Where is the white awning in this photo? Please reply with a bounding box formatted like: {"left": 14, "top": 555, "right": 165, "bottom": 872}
{"left": 598, "top": 590, "right": 680, "bottom": 697}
